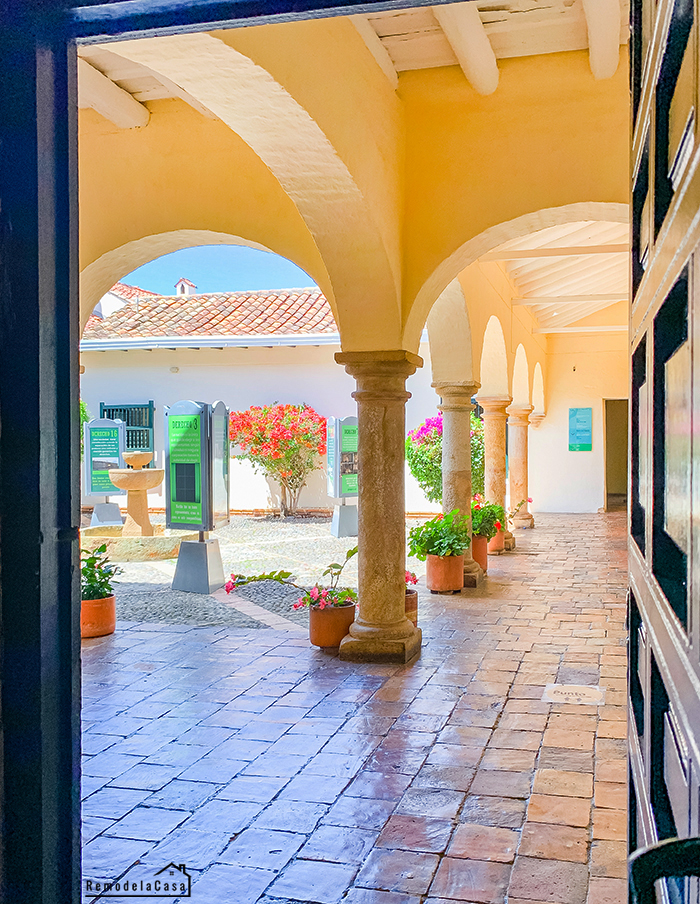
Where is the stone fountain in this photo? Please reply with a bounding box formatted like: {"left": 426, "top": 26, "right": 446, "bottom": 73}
{"left": 106, "top": 451, "right": 165, "bottom": 537}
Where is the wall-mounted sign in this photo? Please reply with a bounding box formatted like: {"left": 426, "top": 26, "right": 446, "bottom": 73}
{"left": 165, "top": 399, "right": 230, "bottom": 532}
{"left": 569, "top": 407, "right": 593, "bottom": 451}
{"left": 83, "top": 417, "right": 126, "bottom": 497}
{"left": 327, "top": 416, "right": 359, "bottom": 498}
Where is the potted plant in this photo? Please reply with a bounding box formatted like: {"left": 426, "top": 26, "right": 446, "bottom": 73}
{"left": 80, "top": 544, "right": 122, "bottom": 638}
{"left": 225, "top": 548, "right": 358, "bottom": 649}
{"left": 408, "top": 509, "right": 471, "bottom": 593}
{"left": 471, "top": 496, "right": 506, "bottom": 571}
{"left": 405, "top": 570, "right": 418, "bottom": 626}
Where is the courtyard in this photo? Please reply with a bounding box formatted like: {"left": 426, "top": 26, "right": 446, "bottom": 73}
{"left": 81, "top": 512, "right": 628, "bottom": 904}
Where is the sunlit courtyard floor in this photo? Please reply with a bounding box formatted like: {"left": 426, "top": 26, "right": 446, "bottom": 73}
{"left": 81, "top": 512, "right": 628, "bottom": 904}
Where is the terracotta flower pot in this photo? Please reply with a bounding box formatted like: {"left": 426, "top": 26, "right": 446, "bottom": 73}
{"left": 308, "top": 602, "right": 355, "bottom": 648}
{"left": 426, "top": 554, "right": 464, "bottom": 592}
{"left": 488, "top": 528, "right": 505, "bottom": 555}
{"left": 81, "top": 595, "right": 116, "bottom": 638}
{"left": 472, "top": 535, "right": 489, "bottom": 573}
{"left": 405, "top": 588, "right": 418, "bottom": 627}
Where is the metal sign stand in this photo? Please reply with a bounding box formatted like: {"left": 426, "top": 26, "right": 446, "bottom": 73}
{"left": 165, "top": 400, "right": 229, "bottom": 594}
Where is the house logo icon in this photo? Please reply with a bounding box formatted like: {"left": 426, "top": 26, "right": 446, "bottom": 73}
{"left": 83, "top": 862, "right": 191, "bottom": 898}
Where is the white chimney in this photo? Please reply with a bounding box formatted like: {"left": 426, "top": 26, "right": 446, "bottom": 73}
{"left": 175, "top": 277, "right": 197, "bottom": 296}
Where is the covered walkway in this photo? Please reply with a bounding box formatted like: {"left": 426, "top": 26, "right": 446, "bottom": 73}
{"left": 81, "top": 512, "right": 627, "bottom": 904}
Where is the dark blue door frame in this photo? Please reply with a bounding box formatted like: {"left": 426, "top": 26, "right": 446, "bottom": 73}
{"left": 0, "top": 0, "right": 443, "bottom": 900}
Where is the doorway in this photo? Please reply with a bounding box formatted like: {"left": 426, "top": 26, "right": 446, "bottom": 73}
{"left": 604, "top": 398, "right": 628, "bottom": 512}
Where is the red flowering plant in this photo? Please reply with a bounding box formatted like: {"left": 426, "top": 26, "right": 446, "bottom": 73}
{"left": 507, "top": 497, "right": 533, "bottom": 525}
{"left": 229, "top": 403, "right": 327, "bottom": 517}
{"left": 294, "top": 547, "right": 358, "bottom": 610}
{"left": 405, "top": 570, "right": 418, "bottom": 587}
{"left": 471, "top": 494, "right": 506, "bottom": 541}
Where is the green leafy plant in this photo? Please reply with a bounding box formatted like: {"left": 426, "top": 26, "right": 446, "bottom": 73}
{"left": 471, "top": 495, "right": 506, "bottom": 540}
{"left": 224, "top": 547, "right": 359, "bottom": 610}
{"left": 80, "top": 544, "right": 122, "bottom": 600}
{"left": 408, "top": 509, "right": 471, "bottom": 559}
{"left": 80, "top": 399, "right": 90, "bottom": 458}
{"left": 405, "top": 411, "right": 484, "bottom": 503}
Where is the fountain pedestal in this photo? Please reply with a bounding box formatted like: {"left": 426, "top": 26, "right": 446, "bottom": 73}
{"left": 108, "top": 451, "right": 165, "bottom": 537}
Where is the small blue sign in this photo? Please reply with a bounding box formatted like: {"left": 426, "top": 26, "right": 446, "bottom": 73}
{"left": 569, "top": 408, "right": 592, "bottom": 451}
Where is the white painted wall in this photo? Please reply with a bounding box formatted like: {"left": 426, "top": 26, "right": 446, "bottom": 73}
{"left": 80, "top": 342, "right": 441, "bottom": 513}
{"left": 529, "top": 334, "right": 628, "bottom": 513}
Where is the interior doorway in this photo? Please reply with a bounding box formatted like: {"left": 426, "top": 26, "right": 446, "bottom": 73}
{"left": 604, "top": 398, "right": 628, "bottom": 511}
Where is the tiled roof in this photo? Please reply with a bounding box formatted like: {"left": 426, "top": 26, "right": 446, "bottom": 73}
{"left": 83, "top": 286, "right": 336, "bottom": 340}
{"left": 110, "top": 282, "right": 160, "bottom": 301}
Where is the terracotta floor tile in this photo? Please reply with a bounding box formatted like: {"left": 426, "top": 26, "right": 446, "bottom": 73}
{"left": 542, "top": 730, "right": 595, "bottom": 751}
{"left": 593, "top": 782, "right": 626, "bottom": 810}
{"left": 508, "top": 857, "right": 589, "bottom": 904}
{"left": 489, "top": 730, "right": 542, "bottom": 751}
{"left": 376, "top": 814, "right": 453, "bottom": 853}
{"left": 593, "top": 761, "right": 626, "bottom": 784}
{"left": 446, "top": 824, "right": 519, "bottom": 863}
{"left": 460, "top": 796, "right": 527, "bottom": 829}
{"left": 480, "top": 749, "right": 538, "bottom": 772}
{"left": 590, "top": 840, "right": 626, "bottom": 879}
{"left": 267, "top": 858, "right": 357, "bottom": 903}
{"left": 470, "top": 770, "right": 533, "bottom": 799}
{"left": 430, "top": 857, "right": 512, "bottom": 903}
{"left": 519, "top": 822, "right": 588, "bottom": 862}
{"left": 537, "top": 749, "right": 594, "bottom": 773}
{"left": 586, "top": 877, "right": 627, "bottom": 904}
{"left": 591, "top": 809, "right": 626, "bottom": 841}
{"left": 527, "top": 794, "right": 590, "bottom": 828}
{"left": 355, "top": 848, "right": 439, "bottom": 895}
{"left": 533, "top": 770, "right": 593, "bottom": 798}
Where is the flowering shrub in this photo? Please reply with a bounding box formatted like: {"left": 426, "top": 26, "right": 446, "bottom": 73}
{"left": 508, "top": 497, "right": 533, "bottom": 525}
{"left": 229, "top": 403, "right": 326, "bottom": 517}
{"left": 408, "top": 509, "right": 471, "bottom": 559}
{"left": 224, "top": 548, "right": 358, "bottom": 611}
{"left": 405, "top": 411, "right": 484, "bottom": 504}
{"left": 471, "top": 495, "right": 506, "bottom": 540}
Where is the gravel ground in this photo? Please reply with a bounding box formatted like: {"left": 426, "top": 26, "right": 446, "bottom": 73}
{"left": 110, "top": 513, "right": 427, "bottom": 628}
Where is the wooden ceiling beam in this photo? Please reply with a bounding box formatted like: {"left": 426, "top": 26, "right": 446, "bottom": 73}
{"left": 513, "top": 294, "right": 628, "bottom": 306}
{"left": 481, "top": 243, "right": 628, "bottom": 261}
{"left": 432, "top": 3, "right": 499, "bottom": 95}
{"left": 78, "top": 57, "right": 149, "bottom": 129}
{"left": 582, "top": 0, "right": 622, "bottom": 80}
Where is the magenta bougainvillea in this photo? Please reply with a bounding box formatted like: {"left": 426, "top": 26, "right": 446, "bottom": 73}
{"left": 406, "top": 411, "right": 484, "bottom": 503}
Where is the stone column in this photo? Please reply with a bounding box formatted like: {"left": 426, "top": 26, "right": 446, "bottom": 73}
{"left": 335, "top": 350, "right": 423, "bottom": 663}
{"left": 479, "top": 397, "right": 515, "bottom": 551}
{"left": 508, "top": 404, "right": 535, "bottom": 528}
{"left": 434, "top": 382, "right": 484, "bottom": 587}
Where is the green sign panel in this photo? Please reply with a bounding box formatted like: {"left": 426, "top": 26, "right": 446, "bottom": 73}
{"left": 340, "top": 423, "right": 359, "bottom": 494}
{"left": 569, "top": 407, "right": 593, "bottom": 451}
{"left": 168, "top": 414, "right": 203, "bottom": 525}
{"left": 88, "top": 426, "right": 122, "bottom": 494}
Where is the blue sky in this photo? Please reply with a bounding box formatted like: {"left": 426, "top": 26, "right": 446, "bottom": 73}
{"left": 124, "top": 245, "right": 317, "bottom": 294}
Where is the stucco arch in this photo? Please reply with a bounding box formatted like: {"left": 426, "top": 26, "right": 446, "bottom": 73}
{"left": 512, "top": 345, "right": 530, "bottom": 407}
{"left": 105, "top": 31, "right": 401, "bottom": 350}
{"left": 80, "top": 230, "right": 324, "bottom": 333}
{"left": 532, "top": 363, "right": 545, "bottom": 416}
{"left": 479, "top": 316, "right": 509, "bottom": 397}
{"left": 426, "top": 279, "right": 474, "bottom": 384}
{"left": 403, "top": 201, "right": 628, "bottom": 349}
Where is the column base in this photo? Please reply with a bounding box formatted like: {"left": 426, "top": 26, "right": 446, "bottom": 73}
{"left": 338, "top": 627, "right": 422, "bottom": 663}
{"left": 513, "top": 513, "right": 535, "bottom": 529}
{"left": 463, "top": 559, "right": 484, "bottom": 588}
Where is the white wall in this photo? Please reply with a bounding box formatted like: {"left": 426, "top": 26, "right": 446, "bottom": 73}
{"left": 81, "top": 342, "right": 440, "bottom": 512}
{"left": 529, "top": 334, "right": 628, "bottom": 513}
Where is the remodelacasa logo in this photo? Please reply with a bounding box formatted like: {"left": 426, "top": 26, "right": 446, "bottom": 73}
{"left": 83, "top": 862, "right": 191, "bottom": 898}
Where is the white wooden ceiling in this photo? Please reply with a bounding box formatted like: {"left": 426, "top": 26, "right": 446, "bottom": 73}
{"left": 365, "top": 0, "right": 628, "bottom": 72}
{"left": 483, "top": 220, "right": 629, "bottom": 333}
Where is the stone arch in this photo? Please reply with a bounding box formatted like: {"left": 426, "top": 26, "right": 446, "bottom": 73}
{"left": 512, "top": 344, "right": 530, "bottom": 407}
{"left": 532, "top": 362, "right": 545, "bottom": 415}
{"left": 479, "top": 316, "right": 509, "bottom": 397}
{"left": 106, "top": 33, "right": 401, "bottom": 349}
{"left": 404, "top": 201, "right": 628, "bottom": 348}
{"left": 80, "top": 229, "right": 326, "bottom": 333}
{"left": 426, "top": 279, "right": 474, "bottom": 384}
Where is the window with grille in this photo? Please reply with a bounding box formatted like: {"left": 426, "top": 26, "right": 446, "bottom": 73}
{"left": 99, "top": 401, "right": 155, "bottom": 464}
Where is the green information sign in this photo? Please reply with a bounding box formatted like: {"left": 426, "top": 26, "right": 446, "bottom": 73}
{"left": 339, "top": 422, "right": 358, "bottom": 494}
{"left": 569, "top": 407, "right": 593, "bottom": 451}
{"left": 83, "top": 419, "right": 126, "bottom": 497}
{"left": 168, "top": 413, "right": 203, "bottom": 525}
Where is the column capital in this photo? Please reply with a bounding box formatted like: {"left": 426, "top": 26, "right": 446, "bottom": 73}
{"left": 432, "top": 381, "right": 480, "bottom": 411}
{"left": 507, "top": 404, "right": 534, "bottom": 426}
{"left": 478, "top": 396, "right": 512, "bottom": 417}
{"left": 335, "top": 350, "right": 423, "bottom": 379}
{"left": 529, "top": 412, "right": 546, "bottom": 428}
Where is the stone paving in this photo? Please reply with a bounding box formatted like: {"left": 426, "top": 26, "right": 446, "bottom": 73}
{"left": 81, "top": 512, "right": 628, "bottom": 904}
